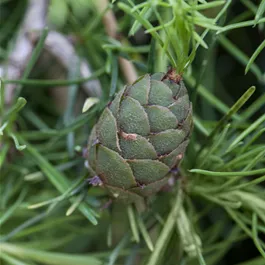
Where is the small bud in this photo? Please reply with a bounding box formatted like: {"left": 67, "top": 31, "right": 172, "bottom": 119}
{"left": 82, "top": 97, "right": 99, "bottom": 113}
{"left": 87, "top": 175, "right": 103, "bottom": 186}
{"left": 86, "top": 71, "right": 192, "bottom": 203}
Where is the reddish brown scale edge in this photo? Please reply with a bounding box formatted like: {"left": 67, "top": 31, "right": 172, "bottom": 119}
{"left": 161, "top": 67, "right": 183, "bottom": 84}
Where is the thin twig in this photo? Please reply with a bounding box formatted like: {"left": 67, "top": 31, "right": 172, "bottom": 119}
{"left": 94, "top": 0, "right": 138, "bottom": 84}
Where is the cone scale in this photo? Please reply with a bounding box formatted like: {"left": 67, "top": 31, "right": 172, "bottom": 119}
{"left": 87, "top": 70, "right": 193, "bottom": 204}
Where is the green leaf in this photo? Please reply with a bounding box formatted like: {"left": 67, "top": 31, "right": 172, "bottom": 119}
{"left": 176, "top": 207, "right": 205, "bottom": 264}
{"left": 193, "top": 31, "right": 208, "bottom": 49}
{"left": 0, "top": 122, "right": 8, "bottom": 135}
{"left": 5, "top": 67, "right": 105, "bottom": 87}
{"left": 209, "top": 86, "right": 255, "bottom": 140}
{"left": 14, "top": 28, "right": 49, "bottom": 97}
{"left": 0, "top": 243, "right": 102, "bottom": 265}
{"left": 17, "top": 136, "right": 98, "bottom": 225}
{"left": 252, "top": 213, "right": 265, "bottom": 259}
{"left": 255, "top": 0, "right": 265, "bottom": 23}
{"left": 146, "top": 189, "right": 182, "bottom": 265}
{"left": 66, "top": 193, "right": 86, "bottom": 216}
{"left": 106, "top": 235, "right": 130, "bottom": 265}
{"left": 245, "top": 39, "right": 265, "bottom": 74}
{"left": 0, "top": 143, "right": 9, "bottom": 168}
{"left": 0, "top": 190, "right": 27, "bottom": 227}
{"left": 130, "top": 6, "right": 152, "bottom": 36}
{"left": 217, "top": 17, "right": 265, "bottom": 34}
{"left": 190, "top": 168, "right": 265, "bottom": 177}
{"left": 193, "top": 116, "right": 210, "bottom": 136}
{"left": 0, "top": 79, "right": 4, "bottom": 116}
{"left": 147, "top": 38, "right": 156, "bottom": 73}
{"left": 0, "top": 252, "right": 30, "bottom": 265}
{"left": 9, "top": 133, "right": 26, "bottom": 151}
{"left": 189, "top": 1, "right": 225, "bottom": 11}
{"left": 127, "top": 205, "right": 140, "bottom": 243}
{"left": 242, "top": 93, "right": 265, "bottom": 120}
{"left": 118, "top": 2, "right": 176, "bottom": 67}
{"left": 109, "top": 54, "right": 118, "bottom": 97}
{"left": 3, "top": 97, "right": 27, "bottom": 122}
{"left": 193, "top": 17, "right": 222, "bottom": 31}
{"left": 228, "top": 114, "right": 265, "bottom": 152}
{"left": 185, "top": 74, "right": 242, "bottom": 119}
{"left": 136, "top": 214, "right": 154, "bottom": 252}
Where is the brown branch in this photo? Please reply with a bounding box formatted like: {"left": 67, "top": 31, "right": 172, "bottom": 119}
{"left": 94, "top": 0, "right": 138, "bottom": 84}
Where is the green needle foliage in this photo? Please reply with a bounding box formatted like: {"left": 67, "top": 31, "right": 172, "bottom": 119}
{"left": 0, "top": 1, "right": 265, "bottom": 265}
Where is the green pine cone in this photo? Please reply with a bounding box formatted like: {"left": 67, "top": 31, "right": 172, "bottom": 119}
{"left": 87, "top": 71, "right": 193, "bottom": 204}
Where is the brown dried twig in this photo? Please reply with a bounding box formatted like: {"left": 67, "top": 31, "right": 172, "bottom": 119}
{"left": 94, "top": 0, "right": 138, "bottom": 84}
